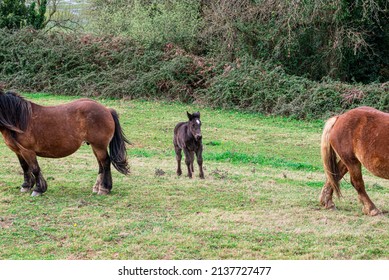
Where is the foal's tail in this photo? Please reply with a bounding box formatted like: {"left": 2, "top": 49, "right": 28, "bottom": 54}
{"left": 109, "top": 109, "right": 130, "bottom": 175}
{"left": 320, "top": 116, "right": 342, "bottom": 197}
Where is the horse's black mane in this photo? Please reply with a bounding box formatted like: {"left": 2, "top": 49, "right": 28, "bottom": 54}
{"left": 0, "top": 89, "right": 32, "bottom": 133}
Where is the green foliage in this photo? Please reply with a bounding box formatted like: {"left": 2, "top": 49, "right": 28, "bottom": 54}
{"left": 201, "top": 58, "right": 388, "bottom": 119}
{"left": 0, "top": 0, "right": 47, "bottom": 30}
{"left": 0, "top": 29, "right": 204, "bottom": 101}
{"left": 88, "top": 0, "right": 201, "bottom": 50}
{"left": 0, "top": 29, "right": 387, "bottom": 120}
{"left": 198, "top": 0, "right": 389, "bottom": 83}
{"left": 27, "top": 1, "right": 46, "bottom": 30}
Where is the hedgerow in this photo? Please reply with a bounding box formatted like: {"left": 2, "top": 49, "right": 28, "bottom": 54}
{"left": 0, "top": 29, "right": 387, "bottom": 119}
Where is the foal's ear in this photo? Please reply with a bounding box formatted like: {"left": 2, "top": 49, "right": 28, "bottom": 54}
{"left": 187, "top": 111, "right": 193, "bottom": 120}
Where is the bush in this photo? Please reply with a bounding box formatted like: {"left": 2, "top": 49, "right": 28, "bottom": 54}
{"left": 199, "top": 0, "right": 389, "bottom": 83}
{"left": 0, "top": 29, "right": 387, "bottom": 120}
{"left": 0, "top": 29, "right": 206, "bottom": 101}
{"left": 200, "top": 58, "right": 388, "bottom": 119}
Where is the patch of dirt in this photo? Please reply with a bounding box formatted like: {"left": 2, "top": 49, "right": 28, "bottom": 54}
{"left": 0, "top": 216, "right": 14, "bottom": 229}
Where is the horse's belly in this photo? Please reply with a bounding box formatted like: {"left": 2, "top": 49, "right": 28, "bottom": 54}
{"left": 367, "top": 169, "right": 389, "bottom": 179}
{"left": 361, "top": 157, "right": 389, "bottom": 179}
{"left": 35, "top": 142, "right": 82, "bottom": 158}
{"left": 36, "top": 150, "right": 77, "bottom": 158}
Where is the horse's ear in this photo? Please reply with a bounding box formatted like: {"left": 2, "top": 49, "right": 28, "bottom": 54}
{"left": 187, "top": 111, "right": 193, "bottom": 120}
{"left": 197, "top": 111, "right": 200, "bottom": 118}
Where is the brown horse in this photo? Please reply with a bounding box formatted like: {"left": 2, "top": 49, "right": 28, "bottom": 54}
{"left": 320, "top": 106, "right": 389, "bottom": 216}
{"left": 173, "top": 111, "right": 204, "bottom": 179}
{"left": 0, "top": 90, "right": 129, "bottom": 196}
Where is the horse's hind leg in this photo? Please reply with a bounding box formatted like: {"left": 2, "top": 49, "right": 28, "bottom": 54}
{"left": 92, "top": 146, "right": 112, "bottom": 195}
{"left": 320, "top": 160, "right": 347, "bottom": 209}
{"left": 348, "top": 162, "right": 380, "bottom": 216}
{"left": 17, "top": 155, "right": 35, "bottom": 192}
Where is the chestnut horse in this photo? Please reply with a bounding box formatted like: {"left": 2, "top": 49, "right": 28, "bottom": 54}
{"left": 320, "top": 106, "right": 389, "bottom": 216}
{"left": 174, "top": 111, "right": 204, "bottom": 179}
{"left": 0, "top": 90, "right": 129, "bottom": 196}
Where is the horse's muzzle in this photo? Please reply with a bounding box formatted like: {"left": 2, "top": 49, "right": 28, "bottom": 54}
{"left": 195, "top": 134, "right": 202, "bottom": 141}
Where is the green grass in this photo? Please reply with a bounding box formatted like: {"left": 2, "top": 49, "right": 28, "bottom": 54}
{"left": 0, "top": 93, "right": 388, "bottom": 260}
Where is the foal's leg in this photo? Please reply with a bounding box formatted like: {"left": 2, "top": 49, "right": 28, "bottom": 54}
{"left": 195, "top": 148, "right": 204, "bottom": 179}
{"left": 17, "top": 155, "right": 35, "bottom": 192}
{"left": 320, "top": 160, "right": 347, "bottom": 209}
{"left": 92, "top": 146, "right": 112, "bottom": 195}
{"left": 183, "top": 149, "right": 193, "bottom": 178}
{"left": 174, "top": 145, "right": 182, "bottom": 176}
{"left": 348, "top": 162, "right": 380, "bottom": 216}
{"left": 190, "top": 151, "right": 195, "bottom": 173}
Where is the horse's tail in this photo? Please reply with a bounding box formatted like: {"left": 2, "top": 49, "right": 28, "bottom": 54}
{"left": 109, "top": 109, "right": 130, "bottom": 175}
{"left": 321, "top": 116, "right": 342, "bottom": 197}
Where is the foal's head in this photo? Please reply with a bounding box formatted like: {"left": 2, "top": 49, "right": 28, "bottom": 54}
{"left": 187, "top": 111, "right": 202, "bottom": 141}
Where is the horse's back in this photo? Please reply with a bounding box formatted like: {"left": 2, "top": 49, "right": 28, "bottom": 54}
{"left": 174, "top": 122, "right": 187, "bottom": 134}
{"left": 173, "top": 122, "right": 187, "bottom": 146}
{"left": 32, "top": 98, "right": 114, "bottom": 132}
{"left": 57, "top": 98, "right": 115, "bottom": 142}
{"left": 342, "top": 106, "right": 389, "bottom": 118}
{"left": 334, "top": 106, "right": 389, "bottom": 132}
{"left": 330, "top": 106, "right": 389, "bottom": 178}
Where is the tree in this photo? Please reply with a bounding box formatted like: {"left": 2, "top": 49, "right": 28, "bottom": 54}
{"left": 0, "top": 0, "right": 47, "bottom": 30}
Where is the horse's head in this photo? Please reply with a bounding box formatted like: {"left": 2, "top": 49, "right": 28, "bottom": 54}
{"left": 187, "top": 111, "right": 202, "bottom": 141}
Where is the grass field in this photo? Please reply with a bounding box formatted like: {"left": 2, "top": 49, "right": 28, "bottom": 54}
{"left": 0, "top": 93, "right": 388, "bottom": 260}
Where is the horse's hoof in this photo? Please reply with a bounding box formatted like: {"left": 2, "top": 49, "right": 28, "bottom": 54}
{"left": 31, "top": 191, "right": 42, "bottom": 197}
{"left": 97, "top": 189, "right": 110, "bottom": 195}
{"left": 325, "top": 202, "right": 336, "bottom": 210}
{"left": 92, "top": 186, "right": 99, "bottom": 193}
{"left": 366, "top": 208, "right": 382, "bottom": 216}
{"left": 320, "top": 198, "right": 335, "bottom": 210}
{"left": 327, "top": 205, "right": 336, "bottom": 211}
{"left": 20, "top": 187, "right": 31, "bottom": 193}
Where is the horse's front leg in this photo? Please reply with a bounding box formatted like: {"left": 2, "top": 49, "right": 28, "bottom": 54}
{"left": 17, "top": 155, "right": 35, "bottom": 193}
{"left": 174, "top": 145, "right": 182, "bottom": 176}
{"left": 19, "top": 152, "right": 47, "bottom": 196}
{"left": 190, "top": 151, "right": 195, "bottom": 173}
{"left": 31, "top": 162, "right": 47, "bottom": 196}
{"left": 28, "top": 163, "right": 47, "bottom": 197}
{"left": 195, "top": 147, "right": 204, "bottom": 179}
{"left": 183, "top": 149, "right": 193, "bottom": 178}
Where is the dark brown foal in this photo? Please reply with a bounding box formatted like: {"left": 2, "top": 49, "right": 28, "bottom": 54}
{"left": 173, "top": 111, "right": 204, "bottom": 179}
